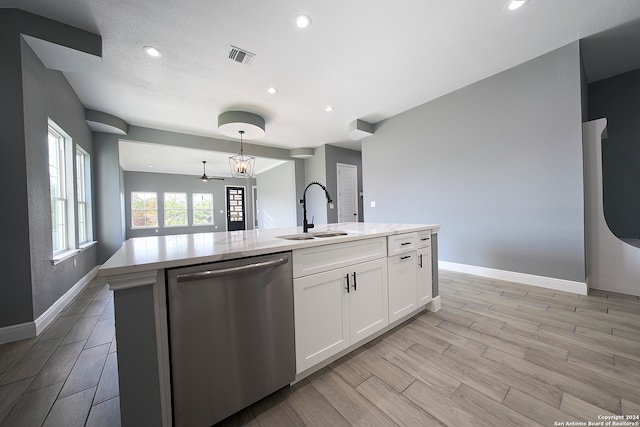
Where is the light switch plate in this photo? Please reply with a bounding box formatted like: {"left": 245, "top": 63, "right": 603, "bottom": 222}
{"left": 370, "top": 201, "right": 376, "bottom": 207}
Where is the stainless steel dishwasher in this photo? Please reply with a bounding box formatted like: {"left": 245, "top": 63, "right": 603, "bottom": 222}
{"left": 166, "top": 252, "right": 295, "bottom": 426}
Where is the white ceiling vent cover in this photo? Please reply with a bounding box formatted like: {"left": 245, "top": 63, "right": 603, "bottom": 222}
{"left": 228, "top": 45, "right": 255, "bottom": 65}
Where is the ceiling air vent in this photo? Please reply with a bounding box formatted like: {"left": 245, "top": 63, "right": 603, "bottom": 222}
{"left": 228, "top": 45, "right": 255, "bottom": 65}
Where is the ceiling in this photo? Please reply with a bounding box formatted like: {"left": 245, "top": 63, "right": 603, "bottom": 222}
{"left": 5, "top": 0, "right": 640, "bottom": 173}
{"left": 119, "top": 140, "right": 287, "bottom": 178}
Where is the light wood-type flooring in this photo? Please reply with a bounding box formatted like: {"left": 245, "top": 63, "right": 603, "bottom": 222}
{"left": 2, "top": 271, "right": 640, "bottom": 426}
{"left": 219, "top": 270, "right": 640, "bottom": 427}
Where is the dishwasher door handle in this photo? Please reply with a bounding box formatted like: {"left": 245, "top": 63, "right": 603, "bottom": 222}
{"left": 176, "top": 258, "right": 288, "bottom": 282}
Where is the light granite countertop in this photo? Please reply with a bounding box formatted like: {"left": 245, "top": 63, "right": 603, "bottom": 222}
{"left": 98, "top": 222, "right": 440, "bottom": 277}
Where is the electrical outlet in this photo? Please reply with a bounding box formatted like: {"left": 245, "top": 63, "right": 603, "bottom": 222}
{"left": 370, "top": 201, "right": 376, "bottom": 208}
{"left": 73, "top": 258, "right": 77, "bottom": 267}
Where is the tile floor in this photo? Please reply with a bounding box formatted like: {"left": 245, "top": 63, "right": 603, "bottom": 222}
{"left": 2, "top": 271, "right": 640, "bottom": 426}
{"left": 0, "top": 276, "right": 120, "bottom": 427}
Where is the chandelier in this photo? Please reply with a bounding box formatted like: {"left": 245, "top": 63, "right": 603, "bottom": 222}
{"left": 229, "top": 130, "right": 255, "bottom": 178}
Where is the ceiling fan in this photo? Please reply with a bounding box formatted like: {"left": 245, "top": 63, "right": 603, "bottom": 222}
{"left": 199, "top": 161, "right": 224, "bottom": 182}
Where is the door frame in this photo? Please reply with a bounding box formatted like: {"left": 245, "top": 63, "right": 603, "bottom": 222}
{"left": 336, "top": 163, "right": 359, "bottom": 223}
{"left": 225, "top": 185, "right": 247, "bottom": 231}
{"left": 252, "top": 185, "right": 258, "bottom": 229}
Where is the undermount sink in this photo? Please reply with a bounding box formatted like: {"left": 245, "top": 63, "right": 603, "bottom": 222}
{"left": 277, "top": 231, "right": 349, "bottom": 241}
{"left": 312, "top": 231, "right": 349, "bottom": 238}
{"left": 278, "top": 235, "right": 315, "bottom": 241}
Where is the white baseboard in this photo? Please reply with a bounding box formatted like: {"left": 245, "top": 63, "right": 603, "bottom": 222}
{"left": 34, "top": 266, "right": 100, "bottom": 334}
{"left": 439, "top": 261, "right": 587, "bottom": 295}
{"left": 0, "top": 322, "right": 36, "bottom": 345}
{"left": 427, "top": 295, "right": 442, "bottom": 312}
{"left": 0, "top": 266, "right": 100, "bottom": 345}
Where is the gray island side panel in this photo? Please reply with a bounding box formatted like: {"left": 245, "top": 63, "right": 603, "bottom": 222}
{"left": 113, "top": 285, "right": 163, "bottom": 427}
{"left": 432, "top": 232, "right": 439, "bottom": 297}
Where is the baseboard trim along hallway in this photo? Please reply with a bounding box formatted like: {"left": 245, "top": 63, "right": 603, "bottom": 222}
{"left": 0, "top": 266, "right": 100, "bottom": 345}
{"left": 439, "top": 261, "right": 588, "bottom": 295}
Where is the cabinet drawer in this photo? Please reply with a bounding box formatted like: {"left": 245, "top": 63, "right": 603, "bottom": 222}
{"left": 417, "top": 230, "right": 431, "bottom": 248}
{"left": 387, "top": 232, "right": 417, "bottom": 256}
{"left": 293, "top": 237, "right": 386, "bottom": 278}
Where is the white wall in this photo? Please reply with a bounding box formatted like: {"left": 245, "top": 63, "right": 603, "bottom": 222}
{"left": 256, "top": 161, "right": 297, "bottom": 229}
{"left": 362, "top": 42, "right": 586, "bottom": 283}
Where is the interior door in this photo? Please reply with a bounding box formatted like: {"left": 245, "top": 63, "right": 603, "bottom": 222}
{"left": 226, "top": 186, "right": 246, "bottom": 231}
{"left": 337, "top": 163, "right": 358, "bottom": 222}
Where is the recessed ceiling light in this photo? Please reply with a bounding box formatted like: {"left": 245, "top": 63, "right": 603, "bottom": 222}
{"left": 295, "top": 14, "right": 312, "bottom": 29}
{"left": 267, "top": 87, "right": 278, "bottom": 94}
{"left": 325, "top": 106, "right": 334, "bottom": 112}
{"left": 143, "top": 46, "right": 163, "bottom": 58}
{"left": 506, "top": 0, "right": 528, "bottom": 11}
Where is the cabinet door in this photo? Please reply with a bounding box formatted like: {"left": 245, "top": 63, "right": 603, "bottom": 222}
{"left": 294, "top": 268, "right": 349, "bottom": 374}
{"left": 349, "top": 258, "right": 388, "bottom": 345}
{"left": 388, "top": 251, "right": 418, "bottom": 323}
{"left": 417, "top": 246, "right": 433, "bottom": 307}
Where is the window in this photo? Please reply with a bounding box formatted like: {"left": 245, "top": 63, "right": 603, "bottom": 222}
{"left": 164, "top": 192, "right": 188, "bottom": 226}
{"left": 76, "top": 147, "right": 92, "bottom": 244}
{"left": 49, "top": 126, "right": 67, "bottom": 253}
{"left": 131, "top": 192, "right": 158, "bottom": 228}
{"left": 193, "top": 193, "right": 214, "bottom": 225}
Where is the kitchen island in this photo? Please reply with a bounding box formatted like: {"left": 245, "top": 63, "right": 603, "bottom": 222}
{"left": 99, "top": 222, "right": 440, "bottom": 427}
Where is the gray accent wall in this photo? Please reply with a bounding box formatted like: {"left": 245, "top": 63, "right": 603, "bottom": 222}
{"left": 325, "top": 144, "right": 364, "bottom": 224}
{"left": 0, "top": 9, "right": 100, "bottom": 328}
{"left": 303, "top": 145, "right": 329, "bottom": 226}
{"left": 94, "top": 132, "right": 125, "bottom": 264}
{"left": 124, "top": 171, "right": 256, "bottom": 238}
{"left": 588, "top": 68, "right": 640, "bottom": 240}
{"left": 0, "top": 11, "right": 33, "bottom": 327}
{"left": 22, "top": 37, "right": 98, "bottom": 318}
{"left": 362, "top": 42, "right": 586, "bottom": 283}
{"left": 293, "top": 158, "right": 305, "bottom": 226}
{"left": 94, "top": 126, "right": 305, "bottom": 261}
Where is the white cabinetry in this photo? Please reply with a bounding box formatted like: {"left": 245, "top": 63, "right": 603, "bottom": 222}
{"left": 388, "top": 250, "right": 417, "bottom": 323}
{"left": 293, "top": 238, "right": 388, "bottom": 374}
{"left": 387, "top": 232, "right": 418, "bottom": 256}
{"left": 387, "top": 231, "right": 433, "bottom": 322}
{"left": 349, "top": 259, "right": 388, "bottom": 344}
{"left": 293, "top": 268, "right": 349, "bottom": 372}
{"left": 417, "top": 231, "right": 433, "bottom": 307}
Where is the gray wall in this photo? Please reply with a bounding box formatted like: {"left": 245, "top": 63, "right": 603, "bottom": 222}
{"left": 124, "top": 171, "right": 256, "bottom": 238}
{"left": 256, "top": 162, "right": 297, "bottom": 229}
{"left": 588, "top": 68, "right": 640, "bottom": 240}
{"left": 303, "top": 145, "right": 329, "bottom": 226}
{"left": 0, "top": 11, "right": 34, "bottom": 327}
{"left": 325, "top": 144, "right": 364, "bottom": 224}
{"left": 94, "top": 133, "right": 126, "bottom": 264}
{"left": 293, "top": 158, "right": 305, "bottom": 226}
{"left": 22, "top": 37, "right": 98, "bottom": 318}
{"left": 362, "top": 42, "right": 586, "bottom": 283}
{"left": 95, "top": 126, "right": 304, "bottom": 261}
{"left": 0, "top": 9, "right": 99, "bottom": 327}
